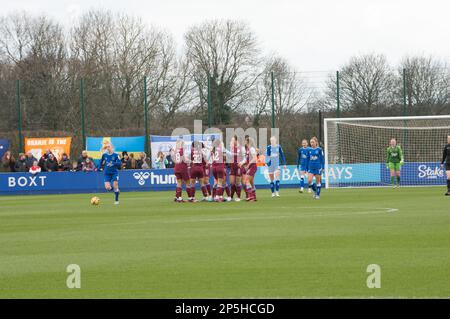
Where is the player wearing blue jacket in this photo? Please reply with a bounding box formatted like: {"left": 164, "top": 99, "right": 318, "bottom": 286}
{"left": 306, "top": 137, "right": 324, "bottom": 199}
{"left": 100, "top": 141, "right": 122, "bottom": 204}
{"left": 296, "top": 139, "right": 311, "bottom": 194}
{"left": 265, "top": 136, "right": 286, "bottom": 197}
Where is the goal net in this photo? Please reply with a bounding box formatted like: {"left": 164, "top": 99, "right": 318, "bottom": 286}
{"left": 324, "top": 115, "right": 450, "bottom": 188}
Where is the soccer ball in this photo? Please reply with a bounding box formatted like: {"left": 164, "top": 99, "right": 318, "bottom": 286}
{"left": 90, "top": 196, "right": 100, "bottom": 206}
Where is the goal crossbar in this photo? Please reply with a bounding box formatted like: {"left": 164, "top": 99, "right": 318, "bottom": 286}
{"left": 324, "top": 115, "right": 450, "bottom": 123}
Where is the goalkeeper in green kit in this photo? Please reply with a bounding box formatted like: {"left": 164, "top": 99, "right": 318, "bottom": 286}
{"left": 386, "top": 138, "right": 404, "bottom": 188}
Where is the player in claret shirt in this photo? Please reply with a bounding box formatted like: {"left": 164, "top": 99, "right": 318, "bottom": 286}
{"left": 100, "top": 141, "right": 122, "bottom": 204}
{"left": 202, "top": 146, "right": 213, "bottom": 202}
{"left": 441, "top": 134, "right": 450, "bottom": 196}
{"left": 307, "top": 137, "right": 324, "bottom": 200}
{"left": 240, "top": 136, "right": 258, "bottom": 202}
{"left": 386, "top": 138, "right": 404, "bottom": 188}
{"left": 229, "top": 135, "right": 245, "bottom": 201}
{"left": 189, "top": 141, "right": 209, "bottom": 202}
{"left": 211, "top": 138, "right": 227, "bottom": 202}
{"left": 199, "top": 135, "right": 215, "bottom": 201}
{"left": 172, "top": 139, "right": 190, "bottom": 202}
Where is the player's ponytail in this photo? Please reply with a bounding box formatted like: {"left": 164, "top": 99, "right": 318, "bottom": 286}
{"left": 232, "top": 134, "right": 239, "bottom": 147}
{"left": 212, "top": 138, "right": 220, "bottom": 154}
{"left": 175, "top": 139, "right": 184, "bottom": 150}
{"left": 248, "top": 137, "right": 256, "bottom": 148}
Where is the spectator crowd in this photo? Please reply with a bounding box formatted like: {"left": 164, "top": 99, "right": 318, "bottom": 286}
{"left": 0, "top": 149, "right": 160, "bottom": 173}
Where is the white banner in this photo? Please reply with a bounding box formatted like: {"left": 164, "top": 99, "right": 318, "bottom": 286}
{"left": 150, "top": 134, "right": 220, "bottom": 168}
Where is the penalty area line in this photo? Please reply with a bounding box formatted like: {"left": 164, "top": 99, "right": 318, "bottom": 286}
{"left": 86, "top": 207, "right": 400, "bottom": 227}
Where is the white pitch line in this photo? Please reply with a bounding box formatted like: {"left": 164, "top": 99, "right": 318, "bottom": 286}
{"left": 101, "top": 208, "right": 399, "bottom": 226}
{"left": 165, "top": 208, "right": 399, "bottom": 223}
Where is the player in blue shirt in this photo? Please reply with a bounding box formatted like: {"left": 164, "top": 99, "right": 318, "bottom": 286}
{"left": 296, "top": 139, "right": 311, "bottom": 194}
{"left": 265, "top": 136, "right": 286, "bottom": 197}
{"left": 100, "top": 141, "right": 122, "bottom": 204}
{"left": 306, "top": 137, "right": 324, "bottom": 199}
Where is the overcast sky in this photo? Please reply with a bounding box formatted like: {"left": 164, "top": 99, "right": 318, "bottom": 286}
{"left": 3, "top": 0, "right": 450, "bottom": 72}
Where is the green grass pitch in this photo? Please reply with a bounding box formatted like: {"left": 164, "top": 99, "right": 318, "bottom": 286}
{"left": 0, "top": 187, "right": 449, "bottom": 298}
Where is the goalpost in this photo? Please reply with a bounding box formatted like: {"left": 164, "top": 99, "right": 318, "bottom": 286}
{"left": 324, "top": 115, "right": 450, "bottom": 188}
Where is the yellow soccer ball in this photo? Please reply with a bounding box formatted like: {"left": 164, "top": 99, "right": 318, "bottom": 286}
{"left": 90, "top": 196, "right": 100, "bottom": 206}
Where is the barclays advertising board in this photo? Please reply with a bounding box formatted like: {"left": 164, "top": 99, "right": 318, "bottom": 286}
{"left": 254, "top": 164, "right": 381, "bottom": 186}
{"left": 327, "top": 163, "right": 381, "bottom": 187}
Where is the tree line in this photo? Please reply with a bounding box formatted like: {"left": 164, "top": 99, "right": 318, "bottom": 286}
{"left": 1, "top": 10, "right": 449, "bottom": 161}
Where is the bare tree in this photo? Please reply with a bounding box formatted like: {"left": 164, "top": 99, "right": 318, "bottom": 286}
{"left": 153, "top": 56, "right": 197, "bottom": 129}
{"left": 252, "top": 56, "right": 310, "bottom": 126}
{"left": 185, "top": 20, "right": 261, "bottom": 125}
{"left": 399, "top": 55, "right": 450, "bottom": 115}
{"left": 111, "top": 13, "right": 162, "bottom": 129}
{"left": 324, "top": 54, "right": 396, "bottom": 115}
{"left": 0, "top": 12, "right": 33, "bottom": 64}
{"left": 69, "top": 10, "right": 196, "bottom": 133}
{"left": 145, "top": 32, "right": 197, "bottom": 130}
{"left": 0, "top": 12, "right": 68, "bottom": 131}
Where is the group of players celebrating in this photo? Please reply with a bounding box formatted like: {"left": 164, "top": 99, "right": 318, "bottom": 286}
{"left": 171, "top": 135, "right": 324, "bottom": 203}
{"left": 172, "top": 135, "right": 259, "bottom": 202}
{"left": 96, "top": 133, "right": 450, "bottom": 204}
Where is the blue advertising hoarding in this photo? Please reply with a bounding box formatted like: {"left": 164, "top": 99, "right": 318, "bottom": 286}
{"left": 0, "top": 163, "right": 446, "bottom": 195}
{"left": 255, "top": 164, "right": 381, "bottom": 186}
{"left": 328, "top": 162, "right": 446, "bottom": 187}
{"left": 0, "top": 169, "right": 176, "bottom": 195}
{"left": 254, "top": 165, "right": 302, "bottom": 185}
{"left": 0, "top": 139, "right": 9, "bottom": 159}
{"left": 381, "top": 162, "right": 446, "bottom": 186}
{"left": 327, "top": 163, "right": 382, "bottom": 187}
